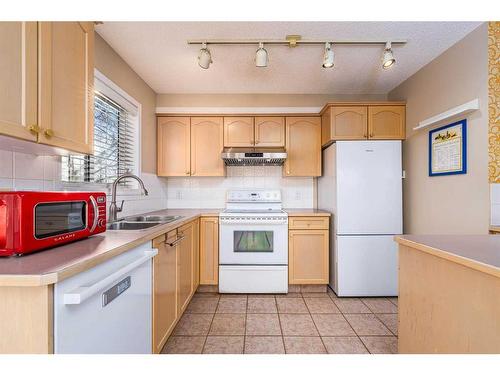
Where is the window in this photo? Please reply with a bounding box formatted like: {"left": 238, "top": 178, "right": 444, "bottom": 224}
{"left": 62, "top": 71, "right": 139, "bottom": 185}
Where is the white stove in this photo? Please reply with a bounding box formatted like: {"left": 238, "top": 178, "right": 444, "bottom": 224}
{"left": 219, "top": 190, "right": 288, "bottom": 294}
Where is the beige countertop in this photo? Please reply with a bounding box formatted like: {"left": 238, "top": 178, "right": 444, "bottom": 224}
{"left": 395, "top": 235, "right": 500, "bottom": 278}
{"left": 0, "top": 208, "right": 329, "bottom": 287}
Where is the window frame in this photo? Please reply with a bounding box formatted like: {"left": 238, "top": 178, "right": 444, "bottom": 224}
{"left": 60, "top": 69, "right": 142, "bottom": 195}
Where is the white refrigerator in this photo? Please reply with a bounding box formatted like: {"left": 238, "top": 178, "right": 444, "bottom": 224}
{"left": 318, "top": 141, "right": 402, "bottom": 297}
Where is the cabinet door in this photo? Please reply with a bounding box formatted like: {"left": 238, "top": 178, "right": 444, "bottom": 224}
{"left": 368, "top": 105, "right": 406, "bottom": 139}
{"left": 192, "top": 219, "right": 200, "bottom": 291}
{"left": 191, "top": 117, "right": 225, "bottom": 176}
{"left": 330, "top": 106, "right": 368, "bottom": 140}
{"left": 223, "top": 117, "right": 254, "bottom": 147}
{"left": 152, "top": 231, "right": 178, "bottom": 354}
{"left": 289, "top": 230, "right": 329, "bottom": 284}
{"left": 255, "top": 117, "right": 285, "bottom": 147}
{"left": 0, "top": 22, "right": 38, "bottom": 142}
{"left": 157, "top": 117, "right": 191, "bottom": 176}
{"left": 200, "top": 217, "right": 219, "bottom": 285}
{"left": 321, "top": 107, "right": 332, "bottom": 146}
{"left": 284, "top": 117, "right": 321, "bottom": 177}
{"left": 177, "top": 221, "right": 195, "bottom": 315}
{"left": 38, "top": 22, "right": 94, "bottom": 154}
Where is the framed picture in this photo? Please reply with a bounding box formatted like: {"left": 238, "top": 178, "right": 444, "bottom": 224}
{"left": 429, "top": 119, "right": 467, "bottom": 176}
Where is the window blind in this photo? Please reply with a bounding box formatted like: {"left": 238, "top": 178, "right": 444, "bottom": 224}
{"left": 61, "top": 91, "right": 136, "bottom": 184}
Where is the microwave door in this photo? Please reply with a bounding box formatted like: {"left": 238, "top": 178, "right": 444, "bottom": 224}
{"left": 34, "top": 201, "right": 87, "bottom": 239}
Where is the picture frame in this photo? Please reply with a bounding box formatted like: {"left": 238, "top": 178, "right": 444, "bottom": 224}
{"left": 429, "top": 119, "right": 467, "bottom": 176}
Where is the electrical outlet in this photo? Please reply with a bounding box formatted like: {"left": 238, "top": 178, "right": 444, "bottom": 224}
{"left": 294, "top": 191, "right": 301, "bottom": 200}
{"left": 176, "top": 190, "right": 182, "bottom": 200}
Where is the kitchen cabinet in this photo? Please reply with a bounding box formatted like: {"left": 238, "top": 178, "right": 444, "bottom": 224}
{"left": 152, "top": 231, "right": 178, "bottom": 354}
{"left": 0, "top": 22, "right": 38, "bottom": 142}
{"left": 191, "top": 117, "right": 225, "bottom": 176}
{"left": 177, "top": 220, "right": 197, "bottom": 315}
{"left": 289, "top": 226, "right": 329, "bottom": 284}
{"left": 223, "top": 117, "right": 255, "bottom": 147}
{"left": 284, "top": 117, "right": 322, "bottom": 177}
{"left": 322, "top": 106, "right": 368, "bottom": 145}
{"left": 192, "top": 219, "right": 200, "bottom": 291}
{"left": 157, "top": 117, "right": 191, "bottom": 176}
{"left": 0, "top": 21, "right": 94, "bottom": 154}
{"left": 200, "top": 217, "right": 219, "bottom": 285}
{"left": 255, "top": 117, "right": 285, "bottom": 147}
{"left": 368, "top": 105, "right": 406, "bottom": 139}
{"left": 38, "top": 22, "right": 94, "bottom": 154}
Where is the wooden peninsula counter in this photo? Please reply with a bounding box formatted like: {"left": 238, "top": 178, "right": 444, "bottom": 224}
{"left": 395, "top": 235, "right": 500, "bottom": 354}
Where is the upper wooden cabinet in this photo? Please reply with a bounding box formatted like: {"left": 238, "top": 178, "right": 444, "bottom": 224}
{"left": 223, "top": 117, "right": 254, "bottom": 147}
{"left": 191, "top": 117, "right": 225, "bottom": 176}
{"left": 222, "top": 116, "right": 285, "bottom": 147}
{"left": 255, "top": 117, "right": 285, "bottom": 147}
{"left": 0, "top": 22, "right": 38, "bottom": 142}
{"left": 284, "top": 117, "right": 321, "bottom": 177}
{"left": 38, "top": 22, "right": 94, "bottom": 154}
{"left": 157, "top": 117, "right": 191, "bottom": 176}
{"left": 321, "top": 103, "right": 405, "bottom": 145}
{"left": 368, "top": 105, "right": 406, "bottom": 139}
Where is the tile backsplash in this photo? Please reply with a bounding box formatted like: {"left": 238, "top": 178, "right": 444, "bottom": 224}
{"left": 0, "top": 150, "right": 315, "bottom": 215}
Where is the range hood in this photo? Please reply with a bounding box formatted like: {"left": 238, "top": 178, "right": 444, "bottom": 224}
{"left": 221, "top": 147, "right": 287, "bottom": 166}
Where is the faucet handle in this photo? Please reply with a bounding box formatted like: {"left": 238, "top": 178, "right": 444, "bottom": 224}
{"left": 117, "top": 200, "right": 125, "bottom": 213}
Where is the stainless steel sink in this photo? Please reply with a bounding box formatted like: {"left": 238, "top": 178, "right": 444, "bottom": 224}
{"left": 123, "top": 215, "right": 183, "bottom": 223}
{"left": 106, "top": 221, "right": 161, "bottom": 230}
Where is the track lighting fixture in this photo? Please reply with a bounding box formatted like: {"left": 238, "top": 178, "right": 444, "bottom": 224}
{"left": 382, "top": 41, "right": 395, "bottom": 69}
{"left": 198, "top": 42, "right": 212, "bottom": 69}
{"left": 322, "top": 42, "right": 334, "bottom": 68}
{"left": 255, "top": 42, "right": 268, "bottom": 67}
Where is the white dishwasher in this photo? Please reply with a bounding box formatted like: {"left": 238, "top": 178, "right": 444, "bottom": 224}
{"left": 54, "top": 242, "right": 157, "bottom": 354}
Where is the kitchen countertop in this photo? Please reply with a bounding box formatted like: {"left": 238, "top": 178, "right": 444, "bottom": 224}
{"left": 0, "top": 208, "right": 329, "bottom": 287}
{"left": 395, "top": 235, "right": 500, "bottom": 278}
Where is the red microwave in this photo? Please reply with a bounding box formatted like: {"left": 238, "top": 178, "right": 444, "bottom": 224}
{"left": 0, "top": 191, "right": 107, "bottom": 256}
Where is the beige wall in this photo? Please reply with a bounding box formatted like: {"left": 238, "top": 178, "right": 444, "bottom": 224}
{"left": 389, "top": 23, "right": 489, "bottom": 234}
{"left": 94, "top": 33, "right": 157, "bottom": 174}
{"left": 156, "top": 93, "right": 386, "bottom": 109}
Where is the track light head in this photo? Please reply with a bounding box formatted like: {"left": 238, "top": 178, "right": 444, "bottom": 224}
{"left": 255, "top": 42, "right": 268, "bottom": 67}
{"left": 382, "top": 41, "right": 395, "bottom": 69}
{"left": 322, "top": 42, "right": 334, "bottom": 68}
{"left": 198, "top": 42, "right": 212, "bottom": 69}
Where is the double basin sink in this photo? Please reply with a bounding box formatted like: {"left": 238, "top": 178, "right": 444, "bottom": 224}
{"left": 107, "top": 214, "right": 183, "bottom": 231}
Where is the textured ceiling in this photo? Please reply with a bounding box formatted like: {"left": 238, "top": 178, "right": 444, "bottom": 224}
{"left": 96, "top": 22, "right": 481, "bottom": 95}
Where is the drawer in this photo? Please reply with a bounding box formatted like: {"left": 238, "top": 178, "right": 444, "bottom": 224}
{"left": 288, "top": 217, "right": 329, "bottom": 230}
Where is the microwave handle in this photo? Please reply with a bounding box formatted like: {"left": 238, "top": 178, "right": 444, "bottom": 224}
{"left": 89, "top": 195, "right": 99, "bottom": 232}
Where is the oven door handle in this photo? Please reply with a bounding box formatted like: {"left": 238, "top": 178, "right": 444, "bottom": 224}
{"left": 89, "top": 195, "right": 99, "bottom": 232}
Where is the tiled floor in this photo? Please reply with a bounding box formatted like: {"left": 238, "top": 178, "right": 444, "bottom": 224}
{"left": 161, "top": 288, "right": 398, "bottom": 354}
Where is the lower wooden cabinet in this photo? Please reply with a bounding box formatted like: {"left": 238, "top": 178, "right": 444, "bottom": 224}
{"left": 199, "top": 217, "right": 219, "bottom": 285}
{"left": 288, "top": 217, "right": 329, "bottom": 284}
{"left": 177, "top": 220, "right": 196, "bottom": 315}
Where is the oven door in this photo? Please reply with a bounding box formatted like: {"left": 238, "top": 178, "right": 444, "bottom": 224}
{"left": 219, "top": 222, "right": 288, "bottom": 265}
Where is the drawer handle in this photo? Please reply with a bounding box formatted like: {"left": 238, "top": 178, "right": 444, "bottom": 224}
{"left": 63, "top": 249, "right": 157, "bottom": 305}
{"left": 165, "top": 235, "right": 185, "bottom": 247}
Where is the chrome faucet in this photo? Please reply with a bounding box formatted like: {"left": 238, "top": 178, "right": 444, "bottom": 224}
{"left": 109, "top": 173, "right": 149, "bottom": 223}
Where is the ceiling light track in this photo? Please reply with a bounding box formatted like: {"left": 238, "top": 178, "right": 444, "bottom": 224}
{"left": 187, "top": 39, "right": 407, "bottom": 46}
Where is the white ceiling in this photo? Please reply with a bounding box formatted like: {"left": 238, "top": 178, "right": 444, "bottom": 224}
{"left": 96, "top": 22, "right": 481, "bottom": 95}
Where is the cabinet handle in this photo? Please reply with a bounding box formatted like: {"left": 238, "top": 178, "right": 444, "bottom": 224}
{"left": 44, "top": 129, "right": 54, "bottom": 138}
{"left": 165, "top": 235, "right": 185, "bottom": 247}
{"left": 363, "top": 133, "right": 367, "bottom": 138}
{"left": 286, "top": 170, "right": 290, "bottom": 175}
{"left": 28, "top": 125, "right": 40, "bottom": 134}
{"left": 185, "top": 171, "right": 190, "bottom": 175}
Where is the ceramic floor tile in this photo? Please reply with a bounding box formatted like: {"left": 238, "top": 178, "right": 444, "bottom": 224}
{"left": 300, "top": 285, "right": 327, "bottom": 293}
{"left": 287, "top": 285, "right": 301, "bottom": 293}
{"left": 361, "top": 298, "right": 398, "bottom": 314}
{"left": 275, "top": 292, "right": 302, "bottom": 298}
{"left": 220, "top": 294, "right": 248, "bottom": 299}
{"left": 217, "top": 297, "right": 247, "bottom": 313}
{"left": 248, "top": 294, "right": 275, "bottom": 299}
{"left": 247, "top": 297, "right": 277, "bottom": 313}
{"left": 331, "top": 297, "right": 371, "bottom": 314}
{"left": 196, "top": 285, "right": 218, "bottom": 293}
{"left": 301, "top": 292, "right": 330, "bottom": 298}
{"left": 276, "top": 297, "right": 309, "bottom": 313}
{"left": 388, "top": 297, "right": 398, "bottom": 306}
{"left": 344, "top": 314, "right": 392, "bottom": 336}
{"left": 279, "top": 314, "right": 319, "bottom": 336}
{"left": 203, "top": 336, "right": 244, "bottom": 354}
{"left": 161, "top": 336, "right": 206, "bottom": 354}
{"left": 173, "top": 313, "right": 213, "bottom": 336}
{"left": 244, "top": 336, "right": 285, "bottom": 354}
{"left": 304, "top": 297, "right": 341, "bottom": 313}
{"left": 322, "top": 337, "right": 369, "bottom": 354}
{"left": 246, "top": 314, "right": 282, "bottom": 336}
{"left": 283, "top": 336, "right": 326, "bottom": 354}
{"left": 360, "top": 336, "right": 398, "bottom": 354}
{"left": 376, "top": 314, "right": 398, "bottom": 336}
{"left": 186, "top": 296, "right": 219, "bottom": 313}
{"left": 209, "top": 313, "right": 246, "bottom": 336}
{"left": 311, "top": 314, "right": 355, "bottom": 336}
